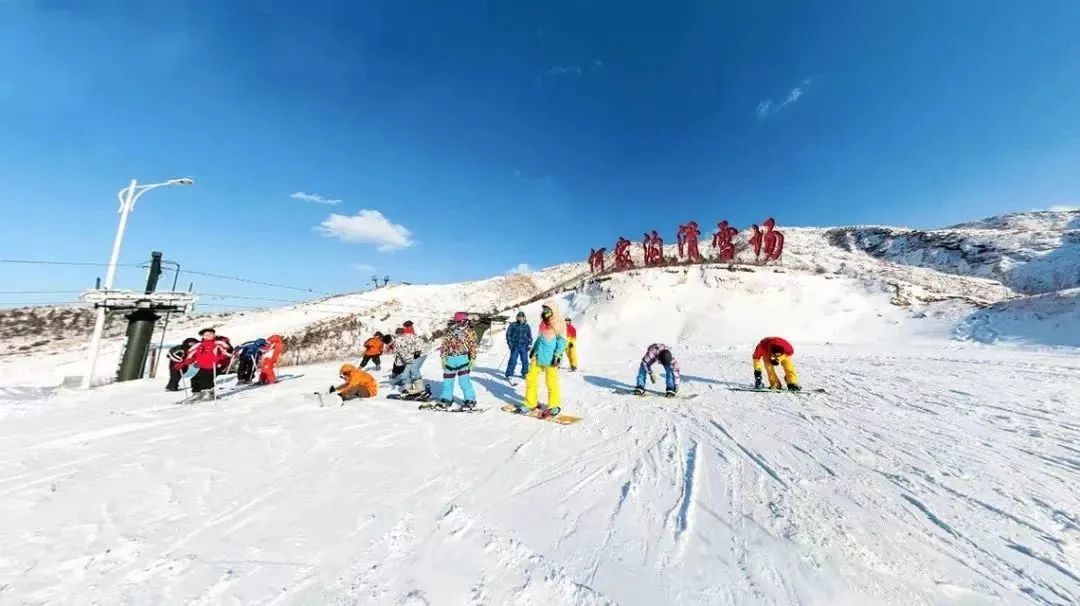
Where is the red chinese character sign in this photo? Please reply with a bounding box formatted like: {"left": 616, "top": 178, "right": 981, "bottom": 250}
{"left": 748, "top": 218, "right": 784, "bottom": 262}
{"left": 712, "top": 220, "right": 739, "bottom": 261}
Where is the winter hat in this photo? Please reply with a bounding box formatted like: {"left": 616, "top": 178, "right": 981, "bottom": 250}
{"left": 403, "top": 320, "right": 414, "bottom": 327}
{"left": 182, "top": 337, "right": 198, "bottom": 346}
{"left": 453, "top": 311, "right": 468, "bottom": 323}
{"left": 198, "top": 328, "right": 216, "bottom": 336}
{"left": 539, "top": 300, "right": 566, "bottom": 338}
{"left": 516, "top": 311, "right": 526, "bottom": 319}
{"left": 394, "top": 327, "right": 405, "bottom": 335}
{"left": 382, "top": 334, "right": 393, "bottom": 344}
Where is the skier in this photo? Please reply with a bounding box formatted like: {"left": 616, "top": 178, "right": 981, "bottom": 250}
{"left": 520, "top": 300, "right": 567, "bottom": 417}
{"left": 165, "top": 337, "right": 198, "bottom": 391}
{"left": 565, "top": 317, "right": 579, "bottom": 371}
{"left": 234, "top": 338, "right": 267, "bottom": 383}
{"left": 390, "top": 327, "right": 430, "bottom": 400}
{"left": 439, "top": 311, "right": 478, "bottom": 410}
{"left": 330, "top": 363, "right": 378, "bottom": 402}
{"left": 752, "top": 336, "right": 801, "bottom": 391}
{"left": 183, "top": 328, "right": 232, "bottom": 396}
{"left": 258, "top": 334, "right": 285, "bottom": 385}
{"left": 635, "top": 343, "right": 681, "bottom": 397}
{"left": 504, "top": 311, "right": 532, "bottom": 381}
{"left": 360, "top": 332, "right": 389, "bottom": 371}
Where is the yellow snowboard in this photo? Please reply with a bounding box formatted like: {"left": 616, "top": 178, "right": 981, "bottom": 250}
{"left": 500, "top": 404, "right": 583, "bottom": 425}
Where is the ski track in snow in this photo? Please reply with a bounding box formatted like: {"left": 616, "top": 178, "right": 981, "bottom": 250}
{"left": 0, "top": 345, "right": 1076, "bottom": 605}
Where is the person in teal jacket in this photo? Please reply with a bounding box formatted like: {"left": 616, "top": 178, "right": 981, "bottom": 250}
{"left": 520, "top": 300, "right": 568, "bottom": 417}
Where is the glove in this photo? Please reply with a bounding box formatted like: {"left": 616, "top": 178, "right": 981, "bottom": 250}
{"left": 553, "top": 355, "right": 562, "bottom": 366}
{"left": 413, "top": 351, "right": 422, "bottom": 359}
{"left": 567, "top": 342, "right": 574, "bottom": 349}
{"left": 787, "top": 384, "right": 802, "bottom": 392}
{"left": 753, "top": 370, "right": 764, "bottom": 389}
{"left": 529, "top": 347, "right": 537, "bottom": 359}
{"left": 329, "top": 385, "right": 337, "bottom": 394}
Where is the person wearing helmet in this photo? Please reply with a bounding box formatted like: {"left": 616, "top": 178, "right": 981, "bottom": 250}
{"left": 165, "top": 337, "right": 199, "bottom": 391}
{"left": 390, "top": 327, "right": 430, "bottom": 400}
{"left": 258, "top": 334, "right": 286, "bottom": 385}
{"left": 635, "top": 343, "right": 681, "bottom": 397}
{"left": 752, "top": 337, "right": 800, "bottom": 391}
{"left": 565, "top": 318, "right": 578, "bottom": 372}
{"left": 439, "top": 312, "right": 478, "bottom": 410}
{"left": 520, "top": 300, "right": 567, "bottom": 417}
{"left": 504, "top": 311, "right": 532, "bottom": 381}
{"left": 330, "top": 363, "right": 377, "bottom": 402}
{"left": 234, "top": 337, "right": 268, "bottom": 384}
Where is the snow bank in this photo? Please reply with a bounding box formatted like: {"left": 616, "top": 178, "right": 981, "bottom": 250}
{"left": 959, "top": 288, "right": 1080, "bottom": 347}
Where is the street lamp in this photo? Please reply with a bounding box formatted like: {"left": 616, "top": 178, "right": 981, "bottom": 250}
{"left": 81, "top": 177, "right": 195, "bottom": 389}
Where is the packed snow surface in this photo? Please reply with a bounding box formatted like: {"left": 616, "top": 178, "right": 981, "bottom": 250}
{"left": 1, "top": 269, "right": 1078, "bottom": 605}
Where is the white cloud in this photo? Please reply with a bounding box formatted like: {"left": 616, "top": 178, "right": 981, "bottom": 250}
{"left": 291, "top": 191, "right": 342, "bottom": 205}
{"left": 506, "top": 263, "right": 532, "bottom": 275}
{"left": 756, "top": 78, "right": 813, "bottom": 120}
{"left": 547, "top": 65, "right": 583, "bottom": 77}
{"left": 318, "top": 210, "right": 414, "bottom": 251}
{"left": 351, "top": 263, "right": 376, "bottom": 272}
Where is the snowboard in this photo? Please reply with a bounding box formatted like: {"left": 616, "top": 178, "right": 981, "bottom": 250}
{"left": 386, "top": 393, "right": 433, "bottom": 402}
{"left": 610, "top": 388, "right": 699, "bottom": 400}
{"left": 500, "top": 404, "right": 583, "bottom": 425}
{"left": 729, "top": 387, "right": 827, "bottom": 394}
{"left": 417, "top": 402, "right": 486, "bottom": 413}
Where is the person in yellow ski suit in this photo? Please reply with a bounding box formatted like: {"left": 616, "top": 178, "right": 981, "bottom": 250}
{"left": 565, "top": 318, "right": 579, "bottom": 371}
{"left": 520, "top": 300, "right": 567, "bottom": 417}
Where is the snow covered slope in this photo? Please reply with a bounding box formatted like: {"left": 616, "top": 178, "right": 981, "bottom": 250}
{"left": 1, "top": 264, "right": 1077, "bottom": 605}
{"left": 823, "top": 210, "right": 1080, "bottom": 294}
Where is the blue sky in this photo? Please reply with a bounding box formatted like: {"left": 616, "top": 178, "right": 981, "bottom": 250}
{"left": 1, "top": 1, "right": 1079, "bottom": 309}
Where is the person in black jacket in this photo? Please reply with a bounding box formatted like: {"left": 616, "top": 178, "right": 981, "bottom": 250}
{"left": 166, "top": 338, "right": 199, "bottom": 391}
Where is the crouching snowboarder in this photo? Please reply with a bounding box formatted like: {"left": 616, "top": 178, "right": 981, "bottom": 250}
{"left": 635, "top": 343, "right": 681, "bottom": 397}
{"left": 234, "top": 338, "right": 267, "bottom": 383}
{"left": 330, "top": 363, "right": 378, "bottom": 402}
{"left": 752, "top": 336, "right": 800, "bottom": 391}
{"left": 258, "top": 334, "right": 285, "bottom": 385}
{"left": 390, "top": 327, "right": 431, "bottom": 401}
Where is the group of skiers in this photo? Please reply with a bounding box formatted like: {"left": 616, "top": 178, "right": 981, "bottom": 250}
{"left": 165, "top": 328, "right": 284, "bottom": 395}
{"left": 630, "top": 336, "right": 801, "bottom": 397}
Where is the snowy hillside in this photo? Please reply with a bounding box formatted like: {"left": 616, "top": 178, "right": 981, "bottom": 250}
{"left": 823, "top": 209, "right": 1079, "bottom": 294}
{"left": 1, "top": 264, "right": 1077, "bottom": 605}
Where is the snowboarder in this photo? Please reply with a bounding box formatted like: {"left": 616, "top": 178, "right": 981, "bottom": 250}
{"left": 440, "top": 312, "right": 478, "bottom": 410}
{"left": 360, "top": 332, "right": 389, "bottom": 371}
{"left": 165, "top": 337, "right": 198, "bottom": 391}
{"left": 752, "top": 336, "right": 800, "bottom": 391}
{"left": 520, "top": 300, "right": 567, "bottom": 417}
{"left": 565, "top": 317, "right": 579, "bottom": 371}
{"left": 390, "top": 327, "right": 430, "bottom": 400}
{"left": 234, "top": 338, "right": 267, "bottom": 383}
{"left": 330, "top": 363, "right": 378, "bottom": 402}
{"left": 258, "top": 334, "right": 285, "bottom": 385}
{"left": 635, "top": 343, "right": 681, "bottom": 397}
{"left": 505, "top": 311, "right": 532, "bottom": 381}
{"left": 183, "top": 328, "right": 232, "bottom": 396}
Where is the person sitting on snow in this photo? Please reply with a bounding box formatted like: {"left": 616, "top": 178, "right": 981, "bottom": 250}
{"left": 635, "top": 343, "right": 681, "bottom": 397}
{"left": 752, "top": 336, "right": 801, "bottom": 391}
{"left": 330, "top": 363, "right": 378, "bottom": 402}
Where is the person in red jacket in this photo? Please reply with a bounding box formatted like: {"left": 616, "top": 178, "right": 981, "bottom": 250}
{"left": 402, "top": 321, "right": 416, "bottom": 335}
{"left": 752, "top": 336, "right": 800, "bottom": 391}
{"left": 258, "top": 334, "right": 286, "bottom": 385}
{"left": 184, "top": 328, "right": 233, "bottom": 394}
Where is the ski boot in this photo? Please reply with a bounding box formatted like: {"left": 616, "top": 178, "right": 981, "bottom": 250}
{"left": 633, "top": 387, "right": 646, "bottom": 396}
{"left": 460, "top": 400, "right": 478, "bottom": 412}
{"left": 787, "top": 384, "right": 802, "bottom": 392}
{"left": 665, "top": 390, "right": 677, "bottom": 398}
{"left": 538, "top": 405, "right": 561, "bottom": 419}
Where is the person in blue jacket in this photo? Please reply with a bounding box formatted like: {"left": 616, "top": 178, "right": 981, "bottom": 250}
{"left": 504, "top": 311, "right": 532, "bottom": 381}
{"left": 234, "top": 338, "right": 267, "bottom": 383}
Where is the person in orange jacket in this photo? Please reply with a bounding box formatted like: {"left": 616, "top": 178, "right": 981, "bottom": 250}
{"left": 330, "top": 363, "right": 377, "bottom": 402}
{"left": 258, "top": 334, "right": 286, "bottom": 385}
{"left": 360, "top": 332, "right": 391, "bottom": 371}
